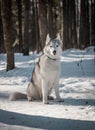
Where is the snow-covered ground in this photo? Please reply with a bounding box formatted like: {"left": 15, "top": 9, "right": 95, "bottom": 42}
{"left": 0, "top": 47, "right": 95, "bottom": 130}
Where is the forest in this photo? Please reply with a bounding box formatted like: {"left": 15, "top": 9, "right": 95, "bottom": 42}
{"left": 0, "top": 1, "right": 95, "bottom": 129}
{"left": 0, "top": 0, "right": 95, "bottom": 71}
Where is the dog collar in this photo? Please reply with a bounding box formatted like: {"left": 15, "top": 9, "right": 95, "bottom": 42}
{"left": 46, "top": 55, "right": 56, "bottom": 60}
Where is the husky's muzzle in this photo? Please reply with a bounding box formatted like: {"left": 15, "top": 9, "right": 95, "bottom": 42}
{"left": 53, "top": 50, "right": 56, "bottom": 55}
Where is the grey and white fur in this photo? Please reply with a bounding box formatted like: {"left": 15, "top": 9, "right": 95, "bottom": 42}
{"left": 9, "top": 33, "right": 62, "bottom": 104}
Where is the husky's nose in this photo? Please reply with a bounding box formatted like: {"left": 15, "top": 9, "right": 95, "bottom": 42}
{"left": 53, "top": 50, "right": 56, "bottom": 55}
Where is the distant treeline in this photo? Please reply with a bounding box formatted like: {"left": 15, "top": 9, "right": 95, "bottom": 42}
{"left": 0, "top": 0, "right": 95, "bottom": 70}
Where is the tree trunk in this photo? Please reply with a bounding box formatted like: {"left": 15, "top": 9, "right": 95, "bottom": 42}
{"left": 0, "top": 1, "right": 4, "bottom": 53}
{"left": 1, "top": 0, "right": 15, "bottom": 71}
{"left": 29, "top": 0, "right": 36, "bottom": 52}
{"left": 37, "top": 0, "right": 48, "bottom": 50}
{"left": 34, "top": 0, "right": 40, "bottom": 52}
{"left": 48, "top": 1, "right": 59, "bottom": 39}
{"left": 59, "top": 0, "right": 64, "bottom": 43}
{"left": 23, "top": 0, "right": 30, "bottom": 55}
{"left": 63, "top": 0, "right": 69, "bottom": 49}
{"left": 79, "top": 0, "right": 90, "bottom": 48}
{"left": 47, "top": 2, "right": 54, "bottom": 38}
{"left": 63, "top": 0, "right": 80, "bottom": 49}
{"left": 71, "top": 0, "right": 77, "bottom": 48}
{"left": 91, "top": 0, "right": 95, "bottom": 45}
{"left": 16, "top": 0, "right": 23, "bottom": 52}
{"left": 76, "top": 0, "right": 80, "bottom": 48}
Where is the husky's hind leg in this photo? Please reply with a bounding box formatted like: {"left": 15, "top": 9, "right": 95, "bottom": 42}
{"left": 27, "top": 82, "right": 39, "bottom": 101}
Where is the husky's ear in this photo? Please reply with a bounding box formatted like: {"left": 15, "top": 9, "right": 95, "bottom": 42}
{"left": 56, "top": 33, "right": 62, "bottom": 46}
{"left": 56, "top": 33, "right": 61, "bottom": 41}
{"left": 45, "top": 33, "right": 50, "bottom": 45}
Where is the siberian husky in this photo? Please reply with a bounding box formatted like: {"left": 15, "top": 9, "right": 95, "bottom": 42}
{"left": 9, "top": 34, "right": 62, "bottom": 104}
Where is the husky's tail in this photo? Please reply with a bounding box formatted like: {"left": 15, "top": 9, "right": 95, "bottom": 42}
{"left": 9, "top": 92, "right": 27, "bottom": 101}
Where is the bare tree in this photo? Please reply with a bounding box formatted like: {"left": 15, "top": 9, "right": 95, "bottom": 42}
{"left": 37, "top": 0, "right": 48, "bottom": 50}
{"left": 0, "top": 0, "right": 94, "bottom": 53}
{"left": 23, "top": 0, "right": 30, "bottom": 55}
{"left": 79, "top": 0, "right": 90, "bottom": 48}
{"left": 63, "top": 0, "right": 77, "bottom": 49}
{"left": 47, "top": 0, "right": 60, "bottom": 39}
{"left": 91, "top": 0, "right": 95, "bottom": 45}
{"left": 1, "top": 0, "right": 15, "bottom": 71}
{"left": 16, "top": 0, "right": 23, "bottom": 52}
{"left": 0, "top": 1, "right": 4, "bottom": 53}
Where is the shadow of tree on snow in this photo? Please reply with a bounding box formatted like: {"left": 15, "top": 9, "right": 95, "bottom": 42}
{"left": 0, "top": 109, "right": 95, "bottom": 130}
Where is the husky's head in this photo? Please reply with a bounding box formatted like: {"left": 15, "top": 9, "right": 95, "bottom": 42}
{"left": 44, "top": 33, "right": 62, "bottom": 60}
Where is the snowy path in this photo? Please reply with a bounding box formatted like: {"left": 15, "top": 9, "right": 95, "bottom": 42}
{"left": 0, "top": 47, "right": 95, "bottom": 130}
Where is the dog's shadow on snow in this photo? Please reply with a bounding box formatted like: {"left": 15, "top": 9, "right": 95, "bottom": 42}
{"left": 0, "top": 91, "right": 95, "bottom": 107}
{"left": 0, "top": 109, "right": 95, "bottom": 130}
{"left": 49, "top": 98, "right": 95, "bottom": 107}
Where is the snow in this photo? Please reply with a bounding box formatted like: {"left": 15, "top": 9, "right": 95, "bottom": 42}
{"left": 0, "top": 46, "right": 95, "bottom": 130}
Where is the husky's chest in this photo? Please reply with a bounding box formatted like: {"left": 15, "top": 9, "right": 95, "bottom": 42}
{"left": 40, "top": 56, "right": 60, "bottom": 80}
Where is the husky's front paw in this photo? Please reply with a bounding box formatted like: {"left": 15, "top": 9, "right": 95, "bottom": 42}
{"left": 43, "top": 100, "right": 49, "bottom": 104}
{"left": 27, "top": 96, "right": 33, "bottom": 101}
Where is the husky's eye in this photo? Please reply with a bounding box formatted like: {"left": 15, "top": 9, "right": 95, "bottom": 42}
{"left": 50, "top": 45, "right": 52, "bottom": 48}
{"left": 56, "top": 45, "right": 58, "bottom": 47}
